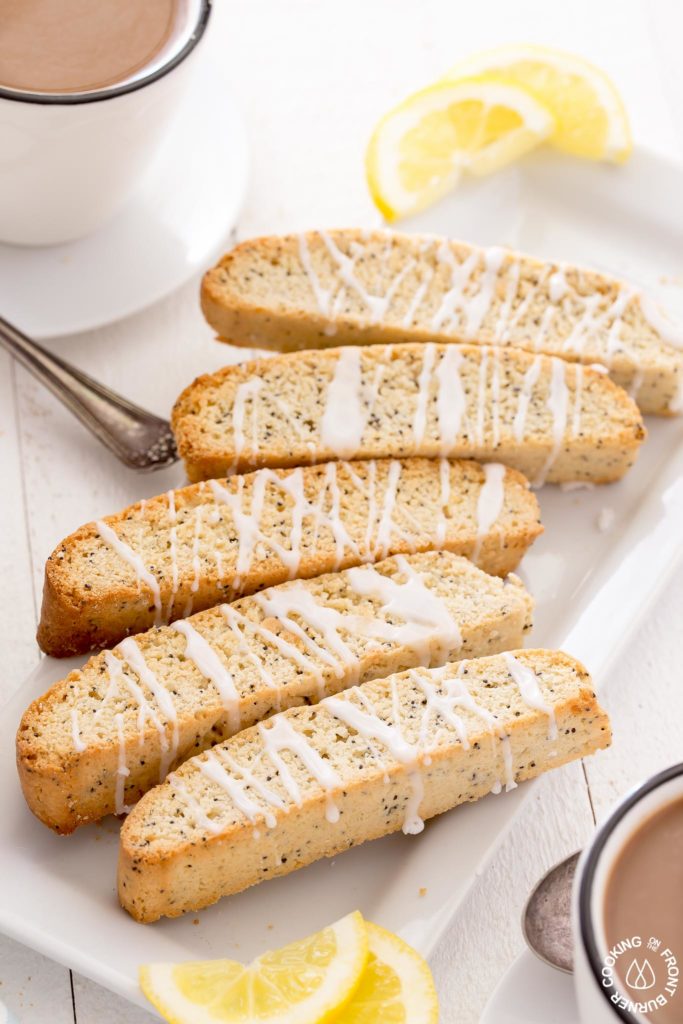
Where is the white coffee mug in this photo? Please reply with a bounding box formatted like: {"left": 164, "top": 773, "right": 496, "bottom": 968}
{"left": 0, "top": 0, "right": 211, "bottom": 246}
{"left": 572, "top": 763, "right": 683, "bottom": 1023}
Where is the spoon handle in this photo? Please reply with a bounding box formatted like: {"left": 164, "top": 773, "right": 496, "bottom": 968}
{"left": 0, "top": 316, "right": 177, "bottom": 470}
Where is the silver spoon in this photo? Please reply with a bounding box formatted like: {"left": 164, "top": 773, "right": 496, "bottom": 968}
{"left": 0, "top": 315, "right": 178, "bottom": 471}
{"left": 522, "top": 851, "right": 580, "bottom": 974}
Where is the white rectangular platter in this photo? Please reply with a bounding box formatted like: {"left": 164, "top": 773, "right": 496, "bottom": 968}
{"left": 2, "top": 146, "right": 683, "bottom": 1015}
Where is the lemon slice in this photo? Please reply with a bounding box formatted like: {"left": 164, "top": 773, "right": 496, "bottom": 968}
{"left": 366, "top": 77, "right": 554, "bottom": 220}
{"left": 444, "top": 44, "right": 631, "bottom": 162}
{"left": 338, "top": 922, "right": 439, "bottom": 1023}
{"left": 139, "top": 910, "right": 368, "bottom": 1024}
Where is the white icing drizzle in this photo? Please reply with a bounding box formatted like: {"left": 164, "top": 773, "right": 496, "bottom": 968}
{"left": 96, "top": 519, "right": 162, "bottom": 625}
{"left": 166, "top": 490, "right": 179, "bottom": 620}
{"left": 298, "top": 233, "right": 332, "bottom": 315}
{"left": 490, "top": 346, "right": 501, "bottom": 446}
{"left": 432, "top": 245, "right": 479, "bottom": 332}
{"left": 549, "top": 269, "right": 568, "bottom": 304}
{"left": 402, "top": 269, "right": 434, "bottom": 328}
{"left": 172, "top": 619, "right": 240, "bottom": 732}
{"left": 502, "top": 653, "right": 557, "bottom": 740}
{"left": 259, "top": 716, "right": 341, "bottom": 823}
{"left": 374, "top": 459, "right": 402, "bottom": 558}
{"left": 562, "top": 294, "right": 601, "bottom": 354}
{"left": 500, "top": 735, "right": 517, "bottom": 793}
{"left": 403, "top": 770, "right": 425, "bottom": 835}
{"left": 533, "top": 358, "right": 569, "bottom": 488}
{"left": 413, "top": 343, "right": 436, "bottom": 444}
{"left": 318, "top": 231, "right": 415, "bottom": 322}
{"left": 321, "top": 348, "right": 367, "bottom": 458}
{"left": 117, "top": 637, "right": 179, "bottom": 777}
{"left": 209, "top": 471, "right": 305, "bottom": 581}
{"left": 572, "top": 364, "right": 584, "bottom": 438}
{"left": 218, "top": 748, "right": 285, "bottom": 825}
{"left": 103, "top": 649, "right": 167, "bottom": 752}
{"left": 491, "top": 258, "right": 520, "bottom": 343}
{"left": 191, "top": 654, "right": 549, "bottom": 839}
{"left": 231, "top": 378, "right": 263, "bottom": 467}
{"left": 221, "top": 602, "right": 320, "bottom": 696}
{"left": 475, "top": 347, "right": 489, "bottom": 446}
{"left": 114, "top": 712, "right": 131, "bottom": 815}
{"left": 436, "top": 458, "right": 451, "bottom": 546}
{"left": 70, "top": 709, "right": 86, "bottom": 753}
{"left": 516, "top": 356, "right": 540, "bottom": 440}
{"left": 324, "top": 690, "right": 424, "bottom": 833}
{"left": 416, "top": 665, "right": 516, "bottom": 794}
{"left": 534, "top": 304, "right": 557, "bottom": 352}
{"left": 472, "top": 463, "right": 506, "bottom": 565}
{"left": 199, "top": 751, "right": 264, "bottom": 824}
{"left": 603, "top": 287, "right": 633, "bottom": 361}
{"left": 323, "top": 692, "right": 417, "bottom": 763}
{"left": 170, "top": 771, "right": 225, "bottom": 834}
{"left": 436, "top": 346, "right": 466, "bottom": 454}
{"left": 465, "top": 247, "right": 504, "bottom": 337}
{"left": 309, "top": 461, "right": 359, "bottom": 569}
{"left": 183, "top": 505, "right": 203, "bottom": 616}
{"left": 346, "top": 555, "right": 462, "bottom": 663}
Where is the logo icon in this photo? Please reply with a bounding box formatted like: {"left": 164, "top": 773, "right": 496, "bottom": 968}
{"left": 601, "top": 935, "right": 679, "bottom": 1015}
{"left": 625, "top": 958, "right": 656, "bottom": 991}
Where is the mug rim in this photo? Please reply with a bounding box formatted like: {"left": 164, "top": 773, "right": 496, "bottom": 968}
{"left": 0, "top": 0, "right": 211, "bottom": 107}
{"left": 578, "top": 761, "right": 683, "bottom": 1023}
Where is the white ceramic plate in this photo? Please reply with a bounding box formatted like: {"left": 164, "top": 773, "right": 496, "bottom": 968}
{"left": 2, "top": 147, "right": 683, "bottom": 1015}
{"left": 0, "top": 58, "right": 248, "bottom": 340}
{"left": 480, "top": 950, "right": 579, "bottom": 1024}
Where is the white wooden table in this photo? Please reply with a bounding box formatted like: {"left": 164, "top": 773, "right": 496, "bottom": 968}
{"left": 2, "top": 2, "right": 683, "bottom": 1020}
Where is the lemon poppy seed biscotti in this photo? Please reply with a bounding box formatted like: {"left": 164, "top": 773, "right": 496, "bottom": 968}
{"left": 37, "top": 458, "right": 542, "bottom": 658}
{"left": 172, "top": 342, "right": 645, "bottom": 484}
{"left": 19, "top": 551, "right": 533, "bottom": 834}
{"left": 201, "top": 229, "right": 683, "bottom": 415}
{"left": 118, "top": 649, "right": 610, "bottom": 922}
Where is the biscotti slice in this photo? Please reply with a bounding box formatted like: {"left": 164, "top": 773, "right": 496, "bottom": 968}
{"left": 201, "top": 229, "right": 683, "bottom": 415}
{"left": 172, "top": 342, "right": 645, "bottom": 483}
{"left": 19, "top": 551, "right": 533, "bottom": 834}
{"left": 37, "top": 458, "right": 541, "bottom": 658}
{"left": 118, "top": 649, "right": 610, "bottom": 922}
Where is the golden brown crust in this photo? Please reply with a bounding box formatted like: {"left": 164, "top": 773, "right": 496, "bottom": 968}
{"left": 117, "top": 649, "right": 611, "bottom": 922}
{"left": 171, "top": 343, "right": 645, "bottom": 483}
{"left": 20, "top": 553, "right": 534, "bottom": 833}
{"left": 36, "top": 459, "right": 543, "bottom": 658}
{"left": 200, "top": 231, "right": 683, "bottom": 415}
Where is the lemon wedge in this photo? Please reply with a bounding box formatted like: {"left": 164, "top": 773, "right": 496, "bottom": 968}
{"left": 139, "top": 910, "right": 368, "bottom": 1024}
{"left": 366, "top": 77, "right": 554, "bottom": 220}
{"left": 444, "top": 44, "right": 631, "bottom": 162}
{"left": 337, "top": 922, "right": 439, "bottom": 1023}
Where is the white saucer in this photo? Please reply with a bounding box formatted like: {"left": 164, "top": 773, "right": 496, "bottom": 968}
{"left": 481, "top": 950, "right": 579, "bottom": 1024}
{"left": 0, "top": 59, "right": 249, "bottom": 340}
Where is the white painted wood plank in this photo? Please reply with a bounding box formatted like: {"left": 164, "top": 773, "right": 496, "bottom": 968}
{"left": 0, "top": 934, "right": 74, "bottom": 1024}
{"left": 583, "top": 571, "right": 683, "bottom": 818}
{"left": 0, "top": 357, "right": 76, "bottom": 1023}
{"left": 72, "top": 974, "right": 155, "bottom": 1024}
{"left": 0, "top": 355, "right": 40, "bottom": 696}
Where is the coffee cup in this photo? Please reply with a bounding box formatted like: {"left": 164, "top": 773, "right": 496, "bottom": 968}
{"left": 0, "top": 0, "right": 212, "bottom": 246}
{"left": 573, "top": 763, "right": 683, "bottom": 1023}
